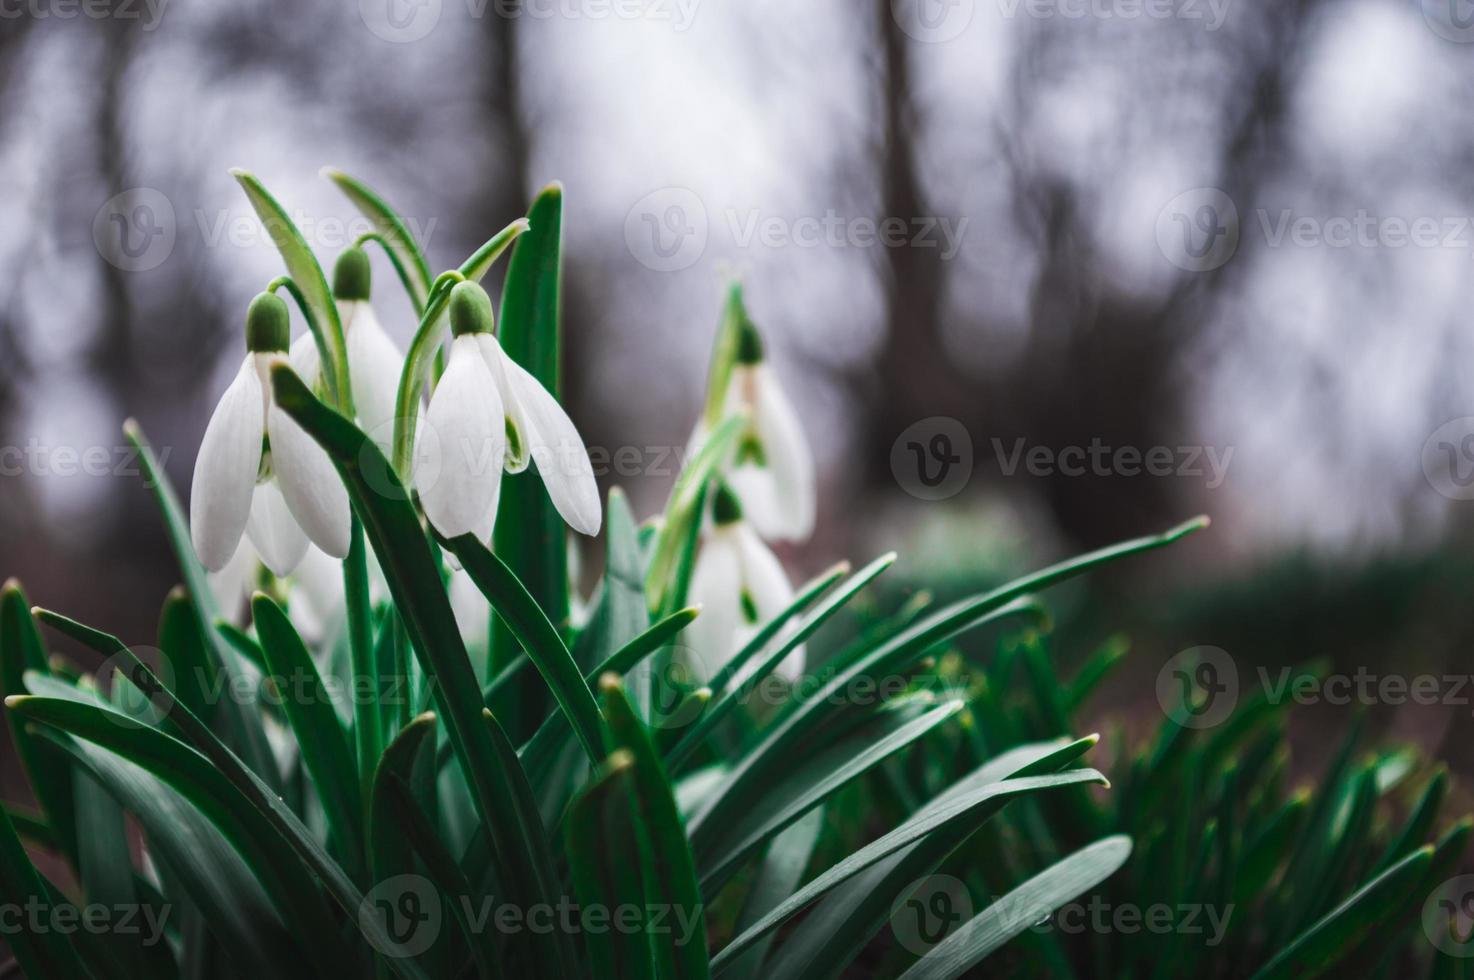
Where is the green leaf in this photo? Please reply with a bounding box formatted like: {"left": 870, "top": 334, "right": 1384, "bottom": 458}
{"left": 701, "top": 283, "right": 747, "bottom": 429}
{"left": 492, "top": 185, "right": 571, "bottom": 705}
{"left": 696, "top": 697, "right": 966, "bottom": 893}
{"left": 763, "top": 737, "right": 1100, "bottom": 980}
{"left": 725, "top": 805, "right": 826, "bottom": 980}
{"left": 690, "top": 518, "right": 1207, "bottom": 847}
{"left": 321, "top": 166, "right": 434, "bottom": 308}
{"left": 572, "top": 488, "right": 649, "bottom": 701}
{"left": 0, "top": 788, "right": 92, "bottom": 978}
{"left": 368, "top": 713, "right": 436, "bottom": 926}
{"left": 710, "top": 768, "right": 1109, "bottom": 972}
{"left": 268, "top": 364, "right": 570, "bottom": 977}
{"left": 123, "top": 421, "right": 280, "bottom": 788}
{"left": 602, "top": 677, "right": 710, "bottom": 980}
{"left": 669, "top": 554, "right": 893, "bottom": 770}
{"left": 897, "top": 836, "right": 1133, "bottom": 980}
{"left": 1, "top": 581, "right": 76, "bottom": 865}
{"left": 230, "top": 168, "right": 348, "bottom": 407}
{"left": 33, "top": 726, "right": 310, "bottom": 979}
{"left": 250, "top": 592, "right": 364, "bottom": 875}
{"left": 566, "top": 750, "right": 657, "bottom": 980}
{"left": 645, "top": 415, "right": 748, "bottom": 616}
{"left": 1251, "top": 846, "right": 1433, "bottom": 980}
{"left": 1374, "top": 769, "right": 1446, "bottom": 874}
{"left": 445, "top": 533, "right": 605, "bottom": 765}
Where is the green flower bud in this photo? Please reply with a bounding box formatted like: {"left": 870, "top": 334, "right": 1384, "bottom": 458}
{"left": 712, "top": 481, "right": 744, "bottom": 526}
{"left": 735, "top": 313, "right": 765, "bottom": 365}
{"left": 332, "top": 246, "right": 372, "bottom": 301}
{"left": 448, "top": 281, "right": 496, "bottom": 337}
{"left": 245, "top": 292, "right": 290, "bottom": 353}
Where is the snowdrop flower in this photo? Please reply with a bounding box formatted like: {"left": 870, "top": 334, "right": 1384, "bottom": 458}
{"left": 418, "top": 280, "right": 601, "bottom": 542}
{"left": 684, "top": 484, "right": 804, "bottom": 685}
{"left": 190, "top": 292, "right": 351, "bottom": 575}
{"left": 290, "top": 246, "right": 404, "bottom": 453}
{"left": 695, "top": 317, "right": 814, "bottom": 542}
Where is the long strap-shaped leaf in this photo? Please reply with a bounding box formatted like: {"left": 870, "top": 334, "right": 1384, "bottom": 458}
{"left": 251, "top": 593, "right": 364, "bottom": 876}
{"left": 0, "top": 791, "right": 92, "bottom": 977}
{"left": 710, "top": 768, "right": 1108, "bottom": 973}
{"left": 270, "top": 364, "right": 570, "bottom": 978}
{"left": 691, "top": 518, "right": 1207, "bottom": 840}
{"left": 602, "top": 677, "right": 711, "bottom": 980}
{"left": 446, "top": 533, "right": 605, "bottom": 764}
{"left": 897, "top": 836, "right": 1134, "bottom": 980}
{"left": 322, "top": 167, "right": 434, "bottom": 309}
{"left": 566, "top": 751, "right": 656, "bottom": 980}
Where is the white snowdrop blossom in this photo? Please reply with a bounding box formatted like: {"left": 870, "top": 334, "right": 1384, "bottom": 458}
{"left": 290, "top": 247, "right": 404, "bottom": 454}
{"left": 417, "top": 280, "right": 602, "bottom": 543}
{"left": 190, "top": 292, "right": 351, "bottom": 575}
{"left": 683, "top": 486, "right": 804, "bottom": 685}
{"left": 694, "top": 318, "right": 814, "bottom": 542}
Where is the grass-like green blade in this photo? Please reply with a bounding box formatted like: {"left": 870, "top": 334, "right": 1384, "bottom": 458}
{"left": 0, "top": 794, "right": 92, "bottom": 977}
{"left": 230, "top": 168, "right": 347, "bottom": 406}
{"left": 159, "top": 587, "right": 225, "bottom": 722}
{"left": 710, "top": 768, "right": 1108, "bottom": 973}
{"left": 270, "top": 364, "right": 570, "bottom": 976}
{"left": 566, "top": 750, "right": 656, "bottom": 980}
{"left": 645, "top": 416, "right": 747, "bottom": 616}
{"left": 322, "top": 167, "right": 434, "bottom": 308}
{"left": 897, "top": 835, "right": 1133, "bottom": 980}
{"left": 123, "top": 421, "right": 280, "bottom": 788}
{"left": 601, "top": 677, "right": 710, "bottom": 979}
{"left": 33, "top": 726, "right": 310, "bottom": 978}
{"left": 670, "top": 555, "right": 893, "bottom": 770}
{"left": 251, "top": 593, "right": 364, "bottom": 875}
{"left": 1064, "top": 635, "right": 1128, "bottom": 714}
{"left": 572, "top": 488, "right": 649, "bottom": 695}
{"left": 763, "top": 737, "right": 1099, "bottom": 980}
{"left": 9, "top": 693, "right": 364, "bottom": 977}
{"left": 0, "top": 581, "right": 76, "bottom": 865}
{"left": 493, "top": 185, "right": 570, "bottom": 709}
{"left": 445, "top": 533, "right": 605, "bottom": 764}
{"left": 1374, "top": 769, "right": 1446, "bottom": 874}
{"left": 697, "top": 697, "right": 966, "bottom": 893}
{"left": 1251, "top": 846, "right": 1433, "bottom": 980}
{"left": 691, "top": 518, "right": 1207, "bottom": 842}
{"left": 368, "top": 713, "right": 437, "bottom": 954}
{"left": 725, "top": 805, "right": 826, "bottom": 980}
{"left": 701, "top": 283, "right": 746, "bottom": 429}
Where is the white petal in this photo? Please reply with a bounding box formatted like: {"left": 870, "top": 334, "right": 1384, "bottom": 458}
{"left": 419, "top": 335, "right": 505, "bottom": 539}
{"left": 743, "top": 365, "right": 815, "bottom": 541}
{"left": 733, "top": 523, "right": 804, "bottom": 681}
{"left": 485, "top": 336, "right": 602, "bottom": 536}
{"left": 288, "top": 545, "right": 344, "bottom": 645}
{"left": 246, "top": 481, "right": 309, "bottom": 577}
{"left": 343, "top": 301, "right": 404, "bottom": 454}
{"left": 267, "top": 387, "right": 352, "bottom": 560}
{"left": 681, "top": 530, "right": 743, "bottom": 683}
{"left": 190, "top": 355, "right": 265, "bottom": 572}
{"left": 207, "top": 536, "right": 258, "bottom": 622}
{"left": 289, "top": 331, "right": 321, "bottom": 382}
{"left": 476, "top": 334, "right": 530, "bottom": 473}
{"left": 449, "top": 567, "right": 491, "bottom": 655}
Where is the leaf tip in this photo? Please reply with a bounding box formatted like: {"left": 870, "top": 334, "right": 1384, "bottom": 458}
{"left": 597, "top": 672, "right": 623, "bottom": 696}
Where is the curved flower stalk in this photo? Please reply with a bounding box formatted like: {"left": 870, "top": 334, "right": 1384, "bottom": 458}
{"left": 290, "top": 246, "right": 405, "bottom": 454}
{"left": 684, "top": 484, "right": 805, "bottom": 684}
{"left": 189, "top": 292, "right": 351, "bottom": 574}
{"left": 417, "top": 280, "right": 602, "bottom": 543}
{"left": 695, "top": 309, "right": 814, "bottom": 542}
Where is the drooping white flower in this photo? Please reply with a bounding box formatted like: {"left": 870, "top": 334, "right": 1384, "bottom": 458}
{"left": 417, "top": 280, "right": 602, "bottom": 543}
{"left": 693, "top": 317, "right": 814, "bottom": 542}
{"left": 683, "top": 484, "right": 804, "bottom": 685}
{"left": 190, "top": 292, "right": 351, "bottom": 575}
{"left": 290, "top": 246, "right": 405, "bottom": 454}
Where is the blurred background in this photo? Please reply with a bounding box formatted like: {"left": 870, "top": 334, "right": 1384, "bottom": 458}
{"left": 4, "top": 0, "right": 1474, "bottom": 785}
